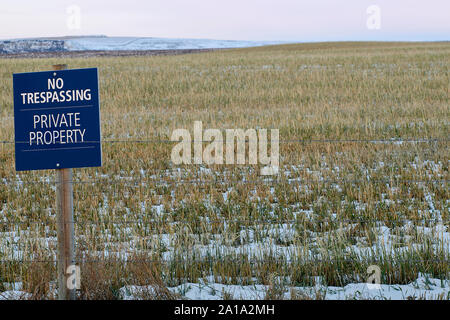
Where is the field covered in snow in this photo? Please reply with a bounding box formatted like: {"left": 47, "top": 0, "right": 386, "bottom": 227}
{"left": 65, "top": 36, "right": 285, "bottom": 51}
{"left": 0, "top": 36, "right": 285, "bottom": 54}
{"left": 0, "top": 41, "right": 448, "bottom": 300}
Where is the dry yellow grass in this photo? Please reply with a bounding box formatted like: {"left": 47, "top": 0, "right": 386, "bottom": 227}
{"left": 0, "top": 42, "right": 448, "bottom": 299}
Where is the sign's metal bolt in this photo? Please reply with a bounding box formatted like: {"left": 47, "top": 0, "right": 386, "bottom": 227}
{"left": 56, "top": 163, "right": 60, "bottom": 167}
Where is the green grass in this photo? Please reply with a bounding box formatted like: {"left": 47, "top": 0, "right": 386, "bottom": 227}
{"left": 0, "top": 42, "right": 448, "bottom": 299}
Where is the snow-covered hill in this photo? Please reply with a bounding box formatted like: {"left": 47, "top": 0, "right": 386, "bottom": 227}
{"left": 0, "top": 39, "right": 65, "bottom": 54}
{"left": 0, "top": 36, "right": 285, "bottom": 54}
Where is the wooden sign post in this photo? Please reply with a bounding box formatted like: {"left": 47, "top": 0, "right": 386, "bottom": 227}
{"left": 54, "top": 64, "right": 76, "bottom": 300}
{"left": 13, "top": 64, "right": 102, "bottom": 300}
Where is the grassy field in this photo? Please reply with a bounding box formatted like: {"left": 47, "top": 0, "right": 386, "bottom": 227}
{"left": 0, "top": 42, "right": 449, "bottom": 299}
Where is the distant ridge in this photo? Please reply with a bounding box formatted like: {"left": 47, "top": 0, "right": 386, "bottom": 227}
{"left": 0, "top": 39, "right": 65, "bottom": 54}
{"left": 0, "top": 36, "right": 286, "bottom": 54}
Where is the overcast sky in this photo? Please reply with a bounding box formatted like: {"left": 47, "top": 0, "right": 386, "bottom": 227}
{"left": 1, "top": 0, "right": 449, "bottom": 41}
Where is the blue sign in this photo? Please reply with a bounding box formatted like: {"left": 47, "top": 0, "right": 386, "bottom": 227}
{"left": 13, "top": 68, "right": 102, "bottom": 171}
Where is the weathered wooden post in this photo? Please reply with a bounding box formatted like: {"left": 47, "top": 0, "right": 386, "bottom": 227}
{"left": 53, "top": 64, "right": 76, "bottom": 300}
{"left": 13, "top": 64, "right": 101, "bottom": 300}
{"left": 56, "top": 163, "right": 75, "bottom": 299}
